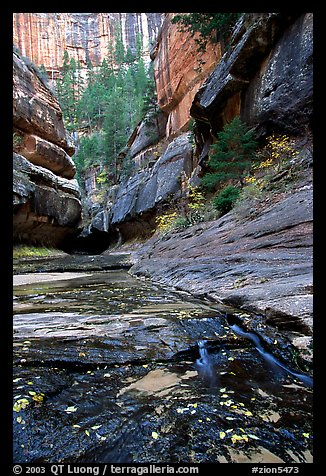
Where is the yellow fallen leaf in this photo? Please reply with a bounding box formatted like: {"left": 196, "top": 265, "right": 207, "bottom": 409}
{"left": 193, "top": 403, "right": 198, "bottom": 408}
{"left": 219, "top": 431, "right": 226, "bottom": 439}
{"left": 91, "top": 425, "right": 102, "bottom": 430}
{"left": 65, "top": 405, "right": 77, "bottom": 413}
{"left": 32, "top": 394, "right": 44, "bottom": 403}
{"left": 239, "top": 403, "right": 245, "bottom": 407}
{"left": 206, "top": 417, "right": 211, "bottom": 421}
{"left": 79, "top": 352, "right": 86, "bottom": 357}
{"left": 231, "top": 405, "right": 238, "bottom": 409}
{"left": 142, "top": 364, "right": 149, "bottom": 368}
{"left": 219, "top": 388, "right": 226, "bottom": 393}
{"left": 13, "top": 378, "right": 22, "bottom": 383}
{"left": 303, "top": 433, "right": 310, "bottom": 438}
{"left": 244, "top": 411, "right": 253, "bottom": 416}
{"left": 85, "top": 430, "right": 90, "bottom": 437}
{"left": 221, "top": 394, "right": 228, "bottom": 398}
{"left": 231, "top": 434, "right": 243, "bottom": 444}
{"left": 151, "top": 431, "right": 159, "bottom": 439}
{"left": 28, "top": 391, "right": 36, "bottom": 396}
{"left": 273, "top": 339, "right": 278, "bottom": 345}
{"left": 27, "top": 382, "right": 33, "bottom": 385}
{"left": 228, "top": 357, "right": 235, "bottom": 361}
{"left": 73, "top": 425, "right": 81, "bottom": 428}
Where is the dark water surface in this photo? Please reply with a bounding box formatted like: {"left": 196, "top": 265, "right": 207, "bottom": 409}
{"left": 13, "top": 266, "right": 313, "bottom": 463}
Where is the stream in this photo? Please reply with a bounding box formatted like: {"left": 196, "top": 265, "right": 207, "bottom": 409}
{"left": 13, "top": 255, "right": 313, "bottom": 464}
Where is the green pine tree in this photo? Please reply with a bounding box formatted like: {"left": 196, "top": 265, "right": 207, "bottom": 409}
{"left": 202, "top": 116, "right": 258, "bottom": 191}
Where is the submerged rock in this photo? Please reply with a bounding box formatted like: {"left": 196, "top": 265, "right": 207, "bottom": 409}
{"left": 13, "top": 268, "right": 313, "bottom": 463}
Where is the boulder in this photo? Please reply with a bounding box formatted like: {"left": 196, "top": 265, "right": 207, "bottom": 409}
{"left": 13, "top": 153, "right": 82, "bottom": 246}
{"left": 14, "top": 132, "right": 76, "bottom": 178}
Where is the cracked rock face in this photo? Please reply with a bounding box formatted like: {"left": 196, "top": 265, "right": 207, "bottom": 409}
{"left": 191, "top": 13, "right": 312, "bottom": 138}
{"left": 13, "top": 50, "right": 82, "bottom": 247}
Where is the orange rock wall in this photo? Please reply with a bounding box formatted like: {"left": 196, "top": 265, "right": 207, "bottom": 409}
{"left": 13, "top": 13, "right": 162, "bottom": 74}
{"left": 153, "top": 14, "right": 222, "bottom": 137}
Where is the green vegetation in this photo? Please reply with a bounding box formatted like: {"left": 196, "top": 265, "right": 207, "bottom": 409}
{"left": 202, "top": 116, "right": 258, "bottom": 192}
{"left": 212, "top": 185, "right": 241, "bottom": 214}
{"left": 55, "top": 30, "right": 157, "bottom": 187}
{"left": 13, "top": 245, "right": 59, "bottom": 259}
{"left": 171, "top": 13, "right": 242, "bottom": 51}
{"left": 156, "top": 125, "right": 302, "bottom": 236}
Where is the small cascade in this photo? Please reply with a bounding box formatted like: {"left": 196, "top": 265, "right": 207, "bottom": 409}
{"left": 195, "top": 340, "right": 217, "bottom": 387}
{"left": 228, "top": 320, "right": 313, "bottom": 388}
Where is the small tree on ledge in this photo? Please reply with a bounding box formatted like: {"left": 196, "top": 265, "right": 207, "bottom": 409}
{"left": 201, "top": 116, "right": 258, "bottom": 192}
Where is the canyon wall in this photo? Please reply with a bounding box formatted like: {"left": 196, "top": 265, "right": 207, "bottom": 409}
{"left": 90, "top": 13, "right": 313, "bottom": 244}
{"left": 191, "top": 13, "right": 313, "bottom": 145}
{"left": 13, "top": 49, "right": 82, "bottom": 246}
{"left": 13, "top": 13, "right": 163, "bottom": 75}
{"left": 152, "top": 13, "right": 221, "bottom": 138}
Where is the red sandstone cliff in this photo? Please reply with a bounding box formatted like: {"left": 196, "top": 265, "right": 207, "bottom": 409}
{"left": 152, "top": 13, "right": 221, "bottom": 137}
{"left": 13, "top": 13, "right": 163, "bottom": 76}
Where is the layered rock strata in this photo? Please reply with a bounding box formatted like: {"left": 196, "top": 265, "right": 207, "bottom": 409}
{"left": 13, "top": 49, "right": 82, "bottom": 246}
{"left": 13, "top": 13, "right": 163, "bottom": 74}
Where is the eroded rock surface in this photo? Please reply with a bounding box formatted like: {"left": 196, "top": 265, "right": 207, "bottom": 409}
{"left": 191, "top": 13, "right": 312, "bottom": 140}
{"left": 153, "top": 13, "right": 221, "bottom": 137}
{"left": 131, "top": 183, "right": 313, "bottom": 352}
{"left": 13, "top": 268, "right": 313, "bottom": 463}
{"left": 13, "top": 49, "right": 82, "bottom": 246}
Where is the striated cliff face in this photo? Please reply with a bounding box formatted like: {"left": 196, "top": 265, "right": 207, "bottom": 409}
{"left": 13, "top": 49, "right": 82, "bottom": 247}
{"left": 13, "top": 13, "right": 163, "bottom": 74}
{"left": 153, "top": 13, "right": 221, "bottom": 137}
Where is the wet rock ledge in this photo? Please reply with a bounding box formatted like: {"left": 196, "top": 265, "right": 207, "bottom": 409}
{"left": 130, "top": 183, "right": 313, "bottom": 362}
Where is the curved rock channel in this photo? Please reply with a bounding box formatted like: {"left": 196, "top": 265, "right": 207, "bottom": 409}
{"left": 13, "top": 255, "right": 313, "bottom": 463}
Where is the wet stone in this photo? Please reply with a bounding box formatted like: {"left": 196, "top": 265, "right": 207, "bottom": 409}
{"left": 13, "top": 267, "right": 313, "bottom": 463}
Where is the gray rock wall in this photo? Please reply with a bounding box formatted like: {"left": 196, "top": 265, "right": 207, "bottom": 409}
{"left": 110, "top": 133, "right": 193, "bottom": 237}
{"left": 191, "top": 13, "right": 312, "bottom": 140}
